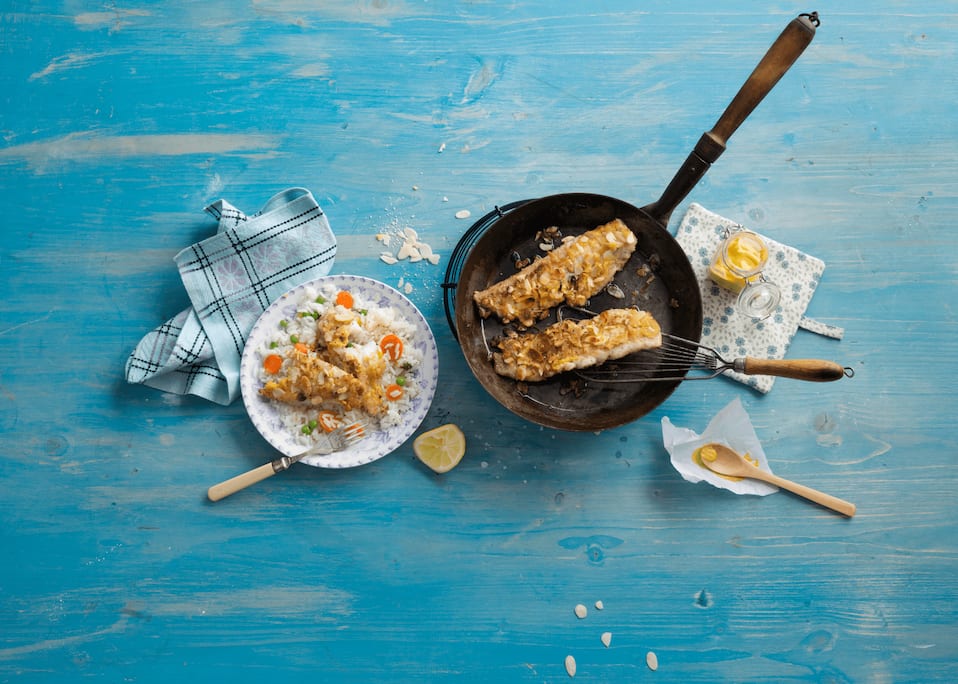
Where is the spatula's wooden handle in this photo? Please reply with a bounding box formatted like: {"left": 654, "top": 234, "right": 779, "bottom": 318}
{"left": 758, "top": 470, "right": 856, "bottom": 517}
{"left": 208, "top": 463, "right": 277, "bottom": 502}
{"left": 741, "top": 357, "right": 847, "bottom": 381}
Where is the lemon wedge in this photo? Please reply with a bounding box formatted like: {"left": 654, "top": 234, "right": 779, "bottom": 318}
{"left": 413, "top": 423, "right": 466, "bottom": 473}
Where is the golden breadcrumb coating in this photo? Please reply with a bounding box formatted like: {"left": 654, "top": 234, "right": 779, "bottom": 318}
{"left": 492, "top": 308, "right": 662, "bottom": 382}
{"left": 473, "top": 218, "right": 637, "bottom": 327}
{"left": 260, "top": 347, "right": 387, "bottom": 416}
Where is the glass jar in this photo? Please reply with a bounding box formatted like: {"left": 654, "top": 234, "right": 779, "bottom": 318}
{"left": 708, "top": 230, "right": 781, "bottom": 321}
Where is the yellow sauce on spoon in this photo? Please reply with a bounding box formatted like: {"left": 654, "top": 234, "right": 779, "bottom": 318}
{"left": 692, "top": 444, "right": 760, "bottom": 482}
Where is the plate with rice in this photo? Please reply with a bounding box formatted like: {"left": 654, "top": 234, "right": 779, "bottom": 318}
{"left": 240, "top": 275, "right": 439, "bottom": 468}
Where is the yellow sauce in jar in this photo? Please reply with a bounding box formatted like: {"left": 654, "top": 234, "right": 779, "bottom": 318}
{"left": 708, "top": 231, "right": 769, "bottom": 293}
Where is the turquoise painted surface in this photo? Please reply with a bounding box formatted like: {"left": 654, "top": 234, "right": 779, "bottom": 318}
{"left": 1, "top": 2, "right": 956, "bottom": 681}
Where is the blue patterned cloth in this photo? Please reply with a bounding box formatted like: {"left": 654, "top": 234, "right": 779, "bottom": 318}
{"left": 125, "top": 188, "right": 336, "bottom": 404}
{"left": 675, "top": 203, "right": 843, "bottom": 393}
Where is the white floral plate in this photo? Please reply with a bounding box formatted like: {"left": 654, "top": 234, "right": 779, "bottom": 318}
{"left": 239, "top": 275, "right": 439, "bottom": 468}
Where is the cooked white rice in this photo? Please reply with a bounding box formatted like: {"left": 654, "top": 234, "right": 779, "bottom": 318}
{"left": 256, "top": 283, "right": 423, "bottom": 447}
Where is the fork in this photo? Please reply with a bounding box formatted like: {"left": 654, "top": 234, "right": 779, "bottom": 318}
{"left": 207, "top": 421, "right": 367, "bottom": 501}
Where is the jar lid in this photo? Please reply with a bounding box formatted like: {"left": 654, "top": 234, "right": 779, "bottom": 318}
{"left": 737, "top": 280, "right": 781, "bottom": 321}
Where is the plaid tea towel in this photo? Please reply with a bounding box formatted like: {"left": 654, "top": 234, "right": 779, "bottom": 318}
{"left": 125, "top": 187, "right": 336, "bottom": 405}
{"left": 675, "top": 203, "right": 844, "bottom": 394}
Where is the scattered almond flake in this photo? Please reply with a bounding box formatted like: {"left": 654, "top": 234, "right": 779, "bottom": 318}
{"left": 403, "top": 282, "right": 413, "bottom": 295}
{"left": 443, "top": 196, "right": 449, "bottom": 202}
{"left": 646, "top": 651, "right": 658, "bottom": 671}
{"left": 594, "top": 600, "right": 604, "bottom": 610}
{"left": 398, "top": 277, "right": 405, "bottom": 288}
{"left": 574, "top": 604, "right": 587, "bottom": 619}
{"left": 601, "top": 632, "right": 612, "bottom": 648}
{"left": 374, "top": 223, "right": 443, "bottom": 267}
{"left": 455, "top": 209, "right": 472, "bottom": 219}
{"left": 438, "top": 142, "right": 446, "bottom": 153}
{"left": 564, "top": 655, "right": 576, "bottom": 678}
{"left": 412, "top": 185, "right": 419, "bottom": 191}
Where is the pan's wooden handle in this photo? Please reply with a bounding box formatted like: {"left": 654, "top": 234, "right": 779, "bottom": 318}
{"left": 651, "top": 13, "right": 819, "bottom": 219}
{"left": 707, "top": 12, "right": 819, "bottom": 149}
{"left": 741, "top": 357, "right": 848, "bottom": 381}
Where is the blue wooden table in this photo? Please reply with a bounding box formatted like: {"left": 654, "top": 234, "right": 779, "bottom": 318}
{"left": 3, "top": 2, "right": 956, "bottom": 681}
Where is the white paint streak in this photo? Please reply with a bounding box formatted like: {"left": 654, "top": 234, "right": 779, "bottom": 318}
{"left": 0, "top": 616, "right": 128, "bottom": 661}
{"left": 0, "top": 312, "right": 53, "bottom": 337}
{"left": 462, "top": 60, "right": 502, "bottom": 103}
{"left": 204, "top": 173, "right": 226, "bottom": 197}
{"left": 29, "top": 52, "right": 113, "bottom": 81}
{"left": 0, "top": 133, "right": 282, "bottom": 173}
{"left": 252, "top": 0, "right": 421, "bottom": 27}
{"left": 74, "top": 9, "right": 152, "bottom": 30}
{"left": 148, "top": 586, "right": 354, "bottom": 618}
{"left": 291, "top": 63, "right": 331, "bottom": 79}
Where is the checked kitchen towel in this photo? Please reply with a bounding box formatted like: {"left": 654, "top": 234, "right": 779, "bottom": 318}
{"left": 125, "top": 187, "right": 336, "bottom": 405}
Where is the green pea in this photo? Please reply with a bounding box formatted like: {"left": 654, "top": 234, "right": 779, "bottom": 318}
{"left": 308, "top": 419, "right": 318, "bottom": 429}
{"left": 396, "top": 376, "right": 406, "bottom": 386}
{"left": 290, "top": 335, "right": 299, "bottom": 344}
{"left": 301, "top": 425, "right": 312, "bottom": 435}
{"left": 279, "top": 319, "right": 289, "bottom": 329}
{"left": 269, "top": 341, "right": 279, "bottom": 349}
{"left": 315, "top": 296, "right": 326, "bottom": 304}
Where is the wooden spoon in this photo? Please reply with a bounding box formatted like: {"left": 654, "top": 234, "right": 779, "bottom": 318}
{"left": 700, "top": 443, "right": 856, "bottom": 517}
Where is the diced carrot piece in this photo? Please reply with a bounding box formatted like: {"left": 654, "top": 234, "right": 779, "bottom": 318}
{"left": 318, "top": 411, "right": 342, "bottom": 433}
{"left": 379, "top": 334, "right": 403, "bottom": 361}
{"left": 263, "top": 354, "right": 283, "bottom": 374}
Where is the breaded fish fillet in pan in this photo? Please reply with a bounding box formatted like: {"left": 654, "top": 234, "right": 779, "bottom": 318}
{"left": 473, "top": 218, "right": 637, "bottom": 327}
{"left": 492, "top": 307, "right": 662, "bottom": 382}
